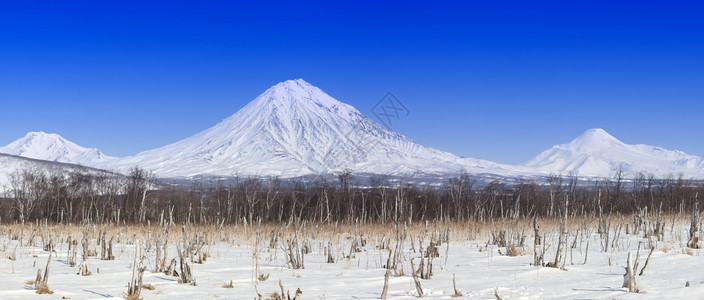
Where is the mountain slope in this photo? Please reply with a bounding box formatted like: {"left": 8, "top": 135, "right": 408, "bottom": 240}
{"left": 0, "top": 131, "right": 114, "bottom": 165}
{"left": 522, "top": 128, "right": 704, "bottom": 177}
{"left": 0, "top": 153, "right": 119, "bottom": 188}
{"left": 104, "top": 79, "right": 526, "bottom": 178}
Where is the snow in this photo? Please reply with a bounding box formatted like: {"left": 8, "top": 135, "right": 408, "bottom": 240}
{"left": 2, "top": 222, "right": 704, "bottom": 299}
{"left": 95, "top": 79, "right": 530, "bottom": 179}
{"left": 1, "top": 81, "right": 703, "bottom": 181}
{"left": 522, "top": 128, "right": 704, "bottom": 178}
{"left": 0, "top": 154, "right": 118, "bottom": 191}
{"left": 0, "top": 132, "right": 115, "bottom": 165}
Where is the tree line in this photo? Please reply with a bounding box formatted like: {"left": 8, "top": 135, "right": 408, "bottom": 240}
{"left": 1, "top": 167, "right": 702, "bottom": 225}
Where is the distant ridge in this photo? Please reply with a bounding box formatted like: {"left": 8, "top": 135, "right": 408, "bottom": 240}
{"left": 0, "top": 153, "right": 120, "bottom": 187}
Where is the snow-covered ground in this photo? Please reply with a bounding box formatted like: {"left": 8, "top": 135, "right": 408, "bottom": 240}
{"left": 1, "top": 219, "right": 703, "bottom": 299}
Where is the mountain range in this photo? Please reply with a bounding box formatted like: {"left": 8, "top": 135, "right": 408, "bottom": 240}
{"left": 1, "top": 79, "right": 703, "bottom": 184}
{"left": 523, "top": 128, "right": 704, "bottom": 178}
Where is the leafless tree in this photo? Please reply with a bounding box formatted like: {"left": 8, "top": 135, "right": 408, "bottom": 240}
{"left": 447, "top": 171, "right": 473, "bottom": 220}
{"left": 9, "top": 169, "right": 46, "bottom": 244}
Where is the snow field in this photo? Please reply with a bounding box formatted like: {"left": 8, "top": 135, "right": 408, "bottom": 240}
{"left": 0, "top": 218, "right": 703, "bottom": 299}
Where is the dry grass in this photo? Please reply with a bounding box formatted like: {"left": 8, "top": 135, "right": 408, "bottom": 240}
{"left": 507, "top": 245, "right": 523, "bottom": 257}
{"left": 0, "top": 214, "right": 690, "bottom": 254}
{"left": 177, "top": 278, "right": 197, "bottom": 286}
{"left": 141, "top": 283, "right": 155, "bottom": 290}
{"left": 124, "top": 294, "right": 140, "bottom": 300}
{"left": 35, "top": 284, "right": 53, "bottom": 295}
{"left": 25, "top": 280, "right": 35, "bottom": 285}
{"left": 222, "top": 280, "right": 234, "bottom": 288}
{"left": 0, "top": 215, "right": 633, "bottom": 250}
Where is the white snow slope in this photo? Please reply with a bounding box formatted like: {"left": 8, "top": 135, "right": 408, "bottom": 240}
{"left": 522, "top": 128, "right": 704, "bottom": 178}
{"left": 0, "top": 153, "right": 118, "bottom": 189}
{"left": 0, "top": 131, "right": 114, "bottom": 165}
{"left": 104, "top": 79, "right": 525, "bottom": 178}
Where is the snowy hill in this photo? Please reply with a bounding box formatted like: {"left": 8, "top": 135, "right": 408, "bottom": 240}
{"left": 0, "top": 131, "right": 114, "bottom": 165}
{"left": 0, "top": 153, "right": 119, "bottom": 189}
{"left": 106, "top": 79, "right": 526, "bottom": 178}
{"left": 522, "top": 128, "right": 704, "bottom": 178}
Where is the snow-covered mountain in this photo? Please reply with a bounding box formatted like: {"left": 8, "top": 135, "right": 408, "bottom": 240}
{"left": 3, "top": 80, "right": 703, "bottom": 181}
{"left": 0, "top": 131, "right": 114, "bottom": 165}
{"left": 105, "top": 79, "right": 525, "bottom": 178}
{"left": 522, "top": 128, "right": 704, "bottom": 178}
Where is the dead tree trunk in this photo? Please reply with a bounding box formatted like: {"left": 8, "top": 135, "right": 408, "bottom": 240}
{"left": 533, "top": 216, "right": 541, "bottom": 266}
{"left": 452, "top": 273, "right": 462, "bottom": 297}
{"left": 77, "top": 232, "right": 91, "bottom": 276}
{"left": 410, "top": 258, "right": 424, "bottom": 297}
{"left": 622, "top": 252, "right": 638, "bottom": 292}
{"left": 127, "top": 240, "right": 145, "bottom": 299}
{"left": 165, "top": 258, "right": 178, "bottom": 276}
{"left": 100, "top": 231, "right": 107, "bottom": 260}
{"left": 549, "top": 195, "right": 568, "bottom": 268}
{"left": 380, "top": 270, "right": 390, "bottom": 299}
{"left": 688, "top": 201, "right": 700, "bottom": 249}
{"left": 638, "top": 246, "right": 655, "bottom": 276}
{"left": 178, "top": 227, "right": 195, "bottom": 285}
{"left": 107, "top": 237, "right": 115, "bottom": 260}
{"left": 35, "top": 252, "right": 52, "bottom": 294}
{"left": 67, "top": 236, "right": 77, "bottom": 267}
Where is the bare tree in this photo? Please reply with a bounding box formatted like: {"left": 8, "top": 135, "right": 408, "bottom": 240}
{"left": 447, "top": 171, "right": 473, "bottom": 220}
{"left": 9, "top": 169, "right": 46, "bottom": 245}
{"left": 125, "top": 167, "right": 151, "bottom": 223}
{"left": 243, "top": 177, "right": 262, "bottom": 224}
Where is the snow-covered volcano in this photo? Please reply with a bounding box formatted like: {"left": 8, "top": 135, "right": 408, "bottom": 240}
{"left": 106, "top": 79, "right": 522, "bottom": 178}
{"left": 0, "top": 131, "right": 114, "bottom": 165}
{"left": 522, "top": 128, "right": 704, "bottom": 178}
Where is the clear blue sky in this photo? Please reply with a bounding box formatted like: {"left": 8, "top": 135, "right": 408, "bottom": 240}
{"left": 1, "top": 1, "right": 703, "bottom": 164}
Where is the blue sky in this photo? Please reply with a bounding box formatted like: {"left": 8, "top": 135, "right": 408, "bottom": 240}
{"left": 1, "top": 1, "right": 703, "bottom": 164}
